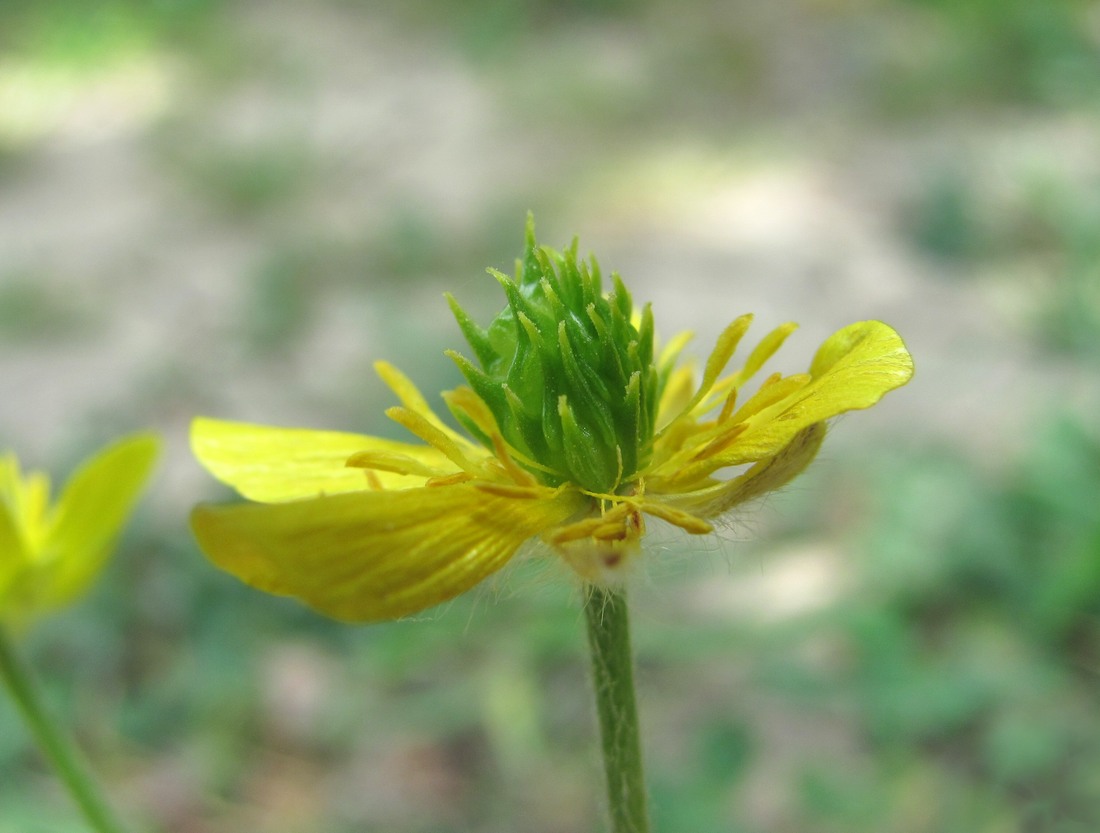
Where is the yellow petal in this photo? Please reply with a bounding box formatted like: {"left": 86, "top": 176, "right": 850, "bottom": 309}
{"left": 37, "top": 433, "right": 160, "bottom": 610}
{"left": 0, "top": 495, "right": 27, "bottom": 602}
{"left": 809, "top": 319, "right": 907, "bottom": 379}
{"left": 0, "top": 456, "right": 32, "bottom": 565}
{"left": 191, "top": 483, "right": 584, "bottom": 622}
{"left": 191, "top": 417, "right": 458, "bottom": 502}
{"left": 682, "top": 320, "right": 912, "bottom": 475}
{"left": 0, "top": 454, "right": 50, "bottom": 551}
{"left": 658, "top": 423, "right": 826, "bottom": 518}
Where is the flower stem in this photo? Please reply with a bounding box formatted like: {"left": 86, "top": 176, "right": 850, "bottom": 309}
{"left": 583, "top": 583, "right": 651, "bottom": 833}
{"left": 0, "top": 627, "right": 130, "bottom": 833}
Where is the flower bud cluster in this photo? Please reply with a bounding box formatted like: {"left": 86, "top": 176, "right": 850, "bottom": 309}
{"left": 447, "top": 220, "right": 658, "bottom": 495}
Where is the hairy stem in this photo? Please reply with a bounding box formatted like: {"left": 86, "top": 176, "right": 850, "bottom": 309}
{"left": 584, "top": 583, "right": 650, "bottom": 833}
{"left": 0, "top": 627, "right": 130, "bottom": 833}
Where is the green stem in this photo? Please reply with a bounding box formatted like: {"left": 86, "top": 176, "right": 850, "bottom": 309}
{"left": 0, "top": 627, "right": 130, "bottom": 833}
{"left": 583, "top": 584, "right": 651, "bottom": 833}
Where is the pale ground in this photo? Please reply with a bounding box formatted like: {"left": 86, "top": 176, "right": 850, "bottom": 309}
{"left": 2, "top": 3, "right": 1093, "bottom": 472}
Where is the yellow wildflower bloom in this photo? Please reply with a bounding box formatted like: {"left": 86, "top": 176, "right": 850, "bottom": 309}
{"left": 192, "top": 223, "right": 912, "bottom": 622}
{"left": 0, "top": 434, "right": 160, "bottom": 628}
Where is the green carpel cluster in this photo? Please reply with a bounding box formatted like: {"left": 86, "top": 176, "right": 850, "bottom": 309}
{"left": 447, "top": 219, "right": 658, "bottom": 495}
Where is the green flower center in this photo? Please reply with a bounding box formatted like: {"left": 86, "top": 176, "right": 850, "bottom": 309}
{"left": 447, "top": 219, "right": 659, "bottom": 495}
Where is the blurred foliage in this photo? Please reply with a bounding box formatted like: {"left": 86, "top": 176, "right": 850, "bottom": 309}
{"left": 0, "top": 0, "right": 221, "bottom": 67}
{"left": 385, "top": 0, "right": 651, "bottom": 59}
{"left": 161, "top": 138, "right": 315, "bottom": 218}
{"left": 3, "top": 535, "right": 607, "bottom": 830}
{"left": 904, "top": 167, "right": 986, "bottom": 264}
{"left": 1014, "top": 180, "right": 1100, "bottom": 358}
{"left": 884, "top": 0, "right": 1100, "bottom": 109}
{"left": 650, "top": 718, "right": 755, "bottom": 833}
{"left": 755, "top": 414, "right": 1100, "bottom": 831}
{"left": 903, "top": 163, "right": 1100, "bottom": 357}
{"left": 0, "top": 276, "right": 97, "bottom": 342}
{"left": 240, "top": 249, "right": 316, "bottom": 355}
{"left": 6, "top": 413, "right": 1098, "bottom": 830}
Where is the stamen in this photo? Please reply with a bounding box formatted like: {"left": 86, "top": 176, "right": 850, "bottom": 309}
{"left": 740, "top": 322, "right": 798, "bottom": 382}
{"left": 345, "top": 450, "right": 447, "bottom": 479}
{"left": 657, "top": 330, "right": 694, "bottom": 370}
{"left": 491, "top": 434, "right": 537, "bottom": 487}
{"left": 592, "top": 521, "right": 632, "bottom": 541}
{"left": 729, "top": 373, "right": 810, "bottom": 425}
{"left": 549, "top": 507, "right": 630, "bottom": 544}
{"left": 692, "top": 422, "right": 748, "bottom": 462}
{"left": 717, "top": 387, "right": 739, "bottom": 423}
{"left": 386, "top": 407, "right": 489, "bottom": 478}
{"left": 657, "top": 367, "right": 696, "bottom": 426}
{"left": 637, "top": 501, "right": 713, "bottom": 535}
{"left": 656, "top": 314, "right": 752, "bottom": 438}
{"left": 472, "top": 481, "right": 543, "bottom": 500}
{"left": 444, "top": 387, "right": 539, "bottom": 487}
{"left": 376, "top": 360, "right": 471, "bottom": 444}
{"left": 427, "top": 472, "right": 474, "bottom": 487}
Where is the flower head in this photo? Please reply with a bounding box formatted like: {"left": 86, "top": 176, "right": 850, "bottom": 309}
{"left": 1, "top": 434, "right": 160, "bottom": 629}
{"left": 191, "top": 218, "right": 913, "bottom": 622}
{"left": 446, "top": 222, "right": 658, "bottom": 495}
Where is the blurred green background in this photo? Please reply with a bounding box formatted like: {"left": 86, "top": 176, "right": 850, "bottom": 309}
{"left": 2, "top": 0, "right": 1099, "bottom": 830}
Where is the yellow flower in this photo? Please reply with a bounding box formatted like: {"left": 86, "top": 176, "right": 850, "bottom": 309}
{"left": 0, "top": 434, "right": 160, "bottom": 629}
{"left": 191, "top": 225, "right": 913, "bottom": 623}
